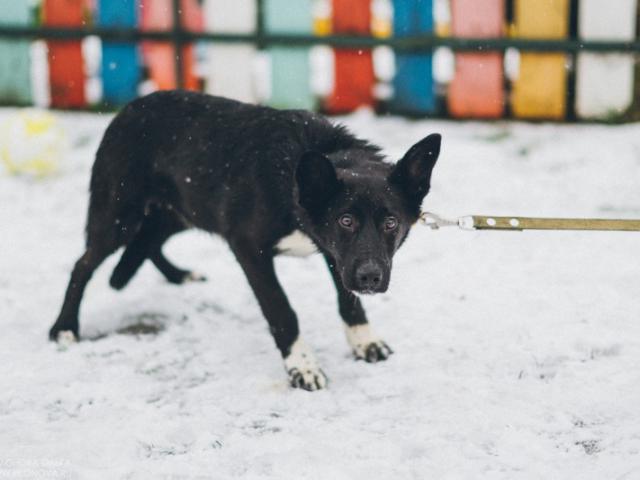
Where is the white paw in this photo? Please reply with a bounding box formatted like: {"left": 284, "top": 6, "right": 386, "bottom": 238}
{"left": 284, "top": 338, "right": 328, "bottom": 391}
{"left": 345, "top": 324, "right": 393, "bottom": 363}
{"left": 56, "top": 330, "right": 78, "bottom": 349}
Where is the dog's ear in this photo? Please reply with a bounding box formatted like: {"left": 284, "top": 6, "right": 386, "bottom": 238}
{"left": 389, "top": 133, "right": 441, "bottom": 209}
{"left": 296, "top": 151, "right": 341, "bottom": 214}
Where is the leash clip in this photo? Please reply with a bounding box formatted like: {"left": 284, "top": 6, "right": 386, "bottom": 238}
{"left": 420, "top": 212, "right": 476, "bottom": 231}
{"left": 421, "top": 211, "right": 457, "bottom": 230}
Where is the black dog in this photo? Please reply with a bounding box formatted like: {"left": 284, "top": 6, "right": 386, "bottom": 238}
{"left": 49, "top": 90, "right": 441, "bottom": 390}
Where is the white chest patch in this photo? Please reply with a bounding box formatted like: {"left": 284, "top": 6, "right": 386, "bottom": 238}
{"left": 276, "top": 230, "right": 318, "bottom": 257}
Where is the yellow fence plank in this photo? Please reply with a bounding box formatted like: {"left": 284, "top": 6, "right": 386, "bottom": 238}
{"left": 511, "top": 0, "right": 569, "bottom": 119}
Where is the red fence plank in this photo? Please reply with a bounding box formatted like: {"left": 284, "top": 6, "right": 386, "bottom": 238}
{"left": 325, "top": 0, "right": 375, "bottom": 113}
{"left": 43, "top": 0, "right": 86, "bottom": 107}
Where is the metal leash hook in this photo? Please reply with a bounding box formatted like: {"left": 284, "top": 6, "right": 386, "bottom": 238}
{"left": 419, "top": 211, "right": 475, "bottom": 231}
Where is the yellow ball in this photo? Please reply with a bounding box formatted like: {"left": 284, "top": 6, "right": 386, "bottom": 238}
{"left": 0, "top": 110, "right": 67, "bottom": 177}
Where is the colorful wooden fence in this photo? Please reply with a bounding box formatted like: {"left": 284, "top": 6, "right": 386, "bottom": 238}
{"left": 0, "top": 0, "right": 638, "bottom": 121}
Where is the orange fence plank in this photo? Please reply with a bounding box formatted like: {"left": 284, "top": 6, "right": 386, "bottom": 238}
{"left": 448, "top": 0, "right": 505, "bottom": 118}
{"left": 181, "top": 0, "right": 203, "bottom": 91}
{"left": 140, "top": 0, "right": 175, "bottom": 89}
{"left": 140, "top": 0, "right": 202, "bottom": 91}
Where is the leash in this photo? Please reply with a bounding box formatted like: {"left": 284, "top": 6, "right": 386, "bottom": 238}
{"left": 420, "top": 212, "right": 640, "bottom": 232}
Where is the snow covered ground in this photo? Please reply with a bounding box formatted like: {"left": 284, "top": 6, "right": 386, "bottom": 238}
{"left": 1, "top": 108, "right": 640, "bottom": 479}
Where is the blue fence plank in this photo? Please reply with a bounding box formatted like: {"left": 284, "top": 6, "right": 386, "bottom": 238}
{"left": 391, "top": 0, "right": 435, "bottom": 114}
{"left": 98, "top": 0, "right": 140, "bottom": 105}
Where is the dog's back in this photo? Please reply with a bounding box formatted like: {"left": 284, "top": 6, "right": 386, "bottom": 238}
{"left": 88, "top": 90, "right": 380, "bottom": 242}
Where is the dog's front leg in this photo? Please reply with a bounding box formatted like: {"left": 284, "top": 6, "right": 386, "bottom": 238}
{"left": 230, "top": 240, "right": 328, "bottom": 390}
{"left": 324, "top": 255, "right": 393, "bottom": 363}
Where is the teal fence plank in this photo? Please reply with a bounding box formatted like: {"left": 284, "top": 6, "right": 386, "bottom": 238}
{"left": 263, "top": 0, "right": 314, "bottom": 34}
{"left": 264, "top": 0, "right": 314, "bottom": 109}
{"left": 0, "top": 0, "right": 33, "bottom": 104}
{"left": 269, "top": 47, "right": 314, "bottom": 109}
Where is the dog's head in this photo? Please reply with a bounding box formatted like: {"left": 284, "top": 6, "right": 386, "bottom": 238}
{"left": 296, "top": 133, "right": 441, "bottom": 294}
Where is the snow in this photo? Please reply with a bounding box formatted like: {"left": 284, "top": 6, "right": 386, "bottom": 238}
{"left": 1, "top": 108, "right": 640, "bottom": 479}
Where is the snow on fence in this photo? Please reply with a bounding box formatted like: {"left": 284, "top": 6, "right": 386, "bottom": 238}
{"left": 0, "top": 0, "right": 638, "bottom": 120}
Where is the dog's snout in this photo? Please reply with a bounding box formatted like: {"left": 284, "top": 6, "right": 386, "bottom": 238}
{"left": 355, "top": 261, "right": 384, "bottom": 292}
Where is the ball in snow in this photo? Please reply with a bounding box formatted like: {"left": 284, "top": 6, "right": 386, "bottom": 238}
{"left": 0, "top": 110, "right": 67, "bottom": 177}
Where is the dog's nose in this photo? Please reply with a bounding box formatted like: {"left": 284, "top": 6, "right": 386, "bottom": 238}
{"left": 355, "top": 261, "right": 384, "bottom": 292}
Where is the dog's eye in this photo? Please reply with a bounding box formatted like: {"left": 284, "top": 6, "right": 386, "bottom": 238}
{"left": 384, "top": 217, "right": 398, "bottom": 231}
{"left": 339, "top": 214, "right": 354, "bottom": 229}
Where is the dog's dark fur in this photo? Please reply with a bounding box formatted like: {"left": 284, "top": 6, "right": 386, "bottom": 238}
{"left": 49, "top": 90, "right": 441, "bottom": 390}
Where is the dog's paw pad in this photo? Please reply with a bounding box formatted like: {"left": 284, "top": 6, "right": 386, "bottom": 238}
{"left": 284, "top": 338, "right": 328, "bottom": 391}
{"left": 183, "top": 271, "right": 207, "bottom": 283}
{"left": 287, "top": 367, "right": 328, "bottom": 391}
{"left": 55, "top": 330, "right": 78, "bottom": 349}
{"left": 361, "top": 341, "right": 393, "bottom": 363}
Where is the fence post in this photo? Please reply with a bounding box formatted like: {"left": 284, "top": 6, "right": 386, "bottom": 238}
{"left": 171, "top": 0, "right": 185, "bottom": 89}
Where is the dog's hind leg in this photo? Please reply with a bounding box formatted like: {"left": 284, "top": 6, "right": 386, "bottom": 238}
{"left": 110, "top": 206, "right": 201, "bottom": 289}
{"left": 109, "top": 223, "right": 154, "bottom": 290}
{"left": 149, "top": 249, "right": 205, "bottom": 284}
{"left": 49, "top": 242, "right": 118, "bottom": 342}
{"left": 324, "top": 255, "right": 393, "bottom": 363}
{"left": 147, "top": 208, "right": 204, "bottom": 284}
